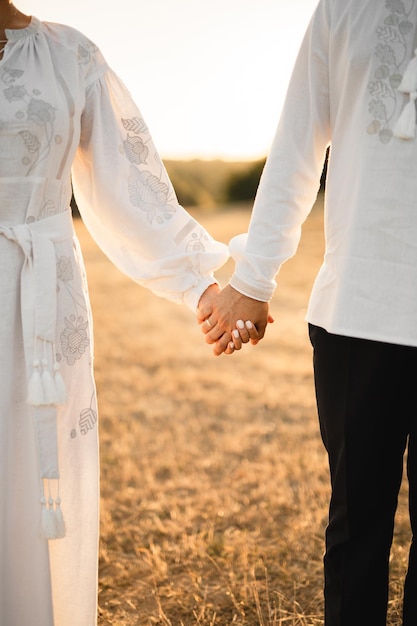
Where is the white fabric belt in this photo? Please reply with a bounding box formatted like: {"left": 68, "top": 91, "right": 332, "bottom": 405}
{"left": 0, "top": 209, "right": 74, "bottom": 540}
{"left": 0, "top": 209, "right": 74, "bottom": 345}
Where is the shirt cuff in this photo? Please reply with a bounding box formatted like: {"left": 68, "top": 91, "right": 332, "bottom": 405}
{"left": 229, "top": 274, "right": 272, "bottom": 302}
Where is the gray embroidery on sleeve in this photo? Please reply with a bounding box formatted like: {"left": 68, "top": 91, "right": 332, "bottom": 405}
{"left": 121, "top": 115, "right": 177, "bottom": 224}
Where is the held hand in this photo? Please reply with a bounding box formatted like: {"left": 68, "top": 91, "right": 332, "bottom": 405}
{"left": 197, "top": 284, "right": 235, "bottom": 355}
{"left": 225, "top": 315, "right": 274, "bottom": 355}
{"left": 224, "top": 319, "right": 259, "bottom": 354}
{"left": 196, "top": 283, "right": 220, "bottom": 316}
{"left": 198, "top": 284, "right": 273, "bottom": 356}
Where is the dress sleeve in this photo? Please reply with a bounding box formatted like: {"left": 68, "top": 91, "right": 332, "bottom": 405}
{"left": 71, "top": 64, "right": 229, "bottom": 311}
{"left": 229, "top": 0, "right": 331, "bottom": 302}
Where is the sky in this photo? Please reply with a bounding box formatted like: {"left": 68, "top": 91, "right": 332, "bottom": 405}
{"left": 19, "top": 0, "right": 318, "bottom": 160}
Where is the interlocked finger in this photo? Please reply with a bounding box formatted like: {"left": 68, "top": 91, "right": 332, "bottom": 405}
{"left": 235, "top": 319, "right": 250, "bottom": 343}
{"left": 202, "top": 317, "right": 217, "bottom": 335}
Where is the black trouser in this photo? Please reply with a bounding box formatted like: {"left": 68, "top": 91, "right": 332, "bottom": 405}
{"left": 309, "top": 324, "right": 417, "bottom": 626}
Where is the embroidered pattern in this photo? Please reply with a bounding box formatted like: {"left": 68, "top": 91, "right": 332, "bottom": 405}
{"left": 127, "top": 166, "right": 177, "bottom": 224}
{"left": 77, "top": 41, "right": 98, "bottom": 67}
{"left": 60, "top": 314, "right": 90, "bottom": 366}
{"left": 367, "top": 0, "right": 416, "bottom": 142}
{"left": 122, "top": 116, "right": 148, "bottom": 135}
{"left": 123, "top": 134, "right": 149, "bottom": 164}
{"left": 57, "top": 256, "right": 74, "bottom": 283}
{"left": 185, "top": 230, "right": 210, "bottom": 252}
{"left": 79, "top": 406, "right": 97, "bottom": 435}
{"left": 121, "top": 116, "right": 177, "bottom": 224}
{"left": 55, "top": 257, "right": 96, "bottom": 439}
{"left": 57, "top": 251, "right": 91, "bottom": 368}
{"left": 1, "top": 66, "right": 57, "bottom": 172}
{"left": 40, "top": 199, "right": 58, "bottom": 218}
{"left": 0, "top": 66, "right": 23, "bottom": 85}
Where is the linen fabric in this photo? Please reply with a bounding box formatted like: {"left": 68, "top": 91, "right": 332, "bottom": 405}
{"left": 0, "top": 17, "right": 228, "bottom": 626}
{"left": 229, "top": 0, "right": 417, "bottom": 348}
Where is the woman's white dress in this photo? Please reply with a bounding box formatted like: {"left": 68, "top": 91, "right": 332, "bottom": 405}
{"left": 0, "top": 17, "right": 228, "bottom": 626}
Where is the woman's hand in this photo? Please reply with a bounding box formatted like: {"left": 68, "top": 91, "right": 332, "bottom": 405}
{"left": 197, "top": 284, "right": 273, "bottom": 356}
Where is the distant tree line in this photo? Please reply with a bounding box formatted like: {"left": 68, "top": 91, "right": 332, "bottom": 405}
{"left": 71, "top": 149, "right": 329, "bottom": 214}
{"left": 224, "top": 148, "right": 329, "bottom": 204}
{"left": 224, "top": 159, "right": 266, "bottom": 203}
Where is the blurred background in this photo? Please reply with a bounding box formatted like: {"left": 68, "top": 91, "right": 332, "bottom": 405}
{"left": 18, "top": 0, "right": 317, "bottom": 209}
{"left": 18, "top": 0, "right": 318, "bottom": 160}
{"left": 18, "top": 0, "right": 321, "bottom": 208}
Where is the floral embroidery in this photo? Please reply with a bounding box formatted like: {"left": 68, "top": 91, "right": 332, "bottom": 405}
{"left": 57, "top": 247, "right": 89, "bottom": 311}
{"left": 57, "top": 256, "right": 74, "bottom": 282}
{"left": 1, "top": 67, "right": 57, "bottom": 173}
{"left": 386, "top": 0, "right": 407, "bottom": 17}
{"left": 57, "top": 256, "right": 89, "bottom": 358}
{"left": 121, "top": 116, "right": 177, "bottom": 224}
{"left": 60, "top": 314, "right": 90, "bottom": 366}
{"left": 77, "top": 41, "right": 98, "bottom": 67}
{"left": 27, "top": 99, "right": 55, "bottom": 125}
{"left": 123, "top": 134, "right": 149, "bottom": 164}
{"left": 0, "top": 66, "right": 23, "bottom": 85}
{"left": 185, "top": 230, "right": 208, "bottom": 252}
{"left": 367, "top": 0, "right": 416, "bottom": 143}
{"left": 127, "top": 166, "right": 177, "bottom": 224}
{"left": 3, "top": 84, "right": 27, "bottom": 101}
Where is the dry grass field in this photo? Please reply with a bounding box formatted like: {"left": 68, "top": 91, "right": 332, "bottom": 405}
{"left": 75, "top": 195, "right": 411, "bottom": 626}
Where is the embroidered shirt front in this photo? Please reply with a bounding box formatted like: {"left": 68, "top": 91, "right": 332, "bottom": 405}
{"left": 230, "top": 0, "right": 417, "bottom": 348}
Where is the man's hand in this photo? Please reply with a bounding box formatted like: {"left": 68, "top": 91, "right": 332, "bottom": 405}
{"left": 197, "top": 284, "right": 272, "bottom": 355}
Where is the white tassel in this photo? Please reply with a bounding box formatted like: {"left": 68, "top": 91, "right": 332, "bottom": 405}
{"left": 27, "top": 359, "right": 45, "bottom": 406}
{"left": 53, "top": 362, "right": 67, "bottom": 405}
{"left": 398, "top": 49, "right": 417, "bottom": 93}
{"left": 40, "top": 483, "right": 66, "bottom": 540}
{"left": 41, "top": 358, "right": 58, "bottom": 405}
{"left": 54, "top": 497, "right": 66, "bottom": 538}
{"left": 41, "top": 497, "right": 57, "bottom": 539}
{"left": 394, "top": 91, "right": 417, "bottom": 139}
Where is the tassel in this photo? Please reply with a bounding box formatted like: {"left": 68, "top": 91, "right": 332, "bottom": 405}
{"left": 54, "top": 497, "right": 66, "bottom": 538}
{"left": 41, "top": 358, "right": 57, "bottom": 405}
{"left": 39, "top": 483, "right": 66, "bottom": 540}
{"left": 398, "top": 49, "right": 417, "bottom": 93}
{"left": 394, "top": 91, "right": 417, "bottom": 139}
{"left": 27, "top": 359, "right": 45, "bottom": 406}
{"left": 53, "top": 362, "right": 67, "bottom": 405}
{"left": 41, "top": 496, "right": 57, "bottom": 539}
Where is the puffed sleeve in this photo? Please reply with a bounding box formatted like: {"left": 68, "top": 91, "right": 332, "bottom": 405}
{"left": 229, "top": 0, "right": 331, "bottom": 301}
{"left": 71, "top": 56, "right": 229, "bottom": 311}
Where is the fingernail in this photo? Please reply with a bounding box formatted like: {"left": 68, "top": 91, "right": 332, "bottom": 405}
{"left": 233, "top": 329, "right": 240, "bottom": 338}
{"left": 245, "top": 321, "right": 253, "bottom": 329}
{"left": 236, "top": 319, "right": 245, "bottom": 329}
{"left": 228, "top": 342, "right": 235, "bottom": 350}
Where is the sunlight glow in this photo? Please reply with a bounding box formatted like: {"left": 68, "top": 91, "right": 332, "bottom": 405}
{"left": 19, "top": 0, "right": 318, "bottom": 159}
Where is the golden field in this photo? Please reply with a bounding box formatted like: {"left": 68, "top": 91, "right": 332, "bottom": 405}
{"left": 75, "top": 195, "right": 410, "bottom": 625}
